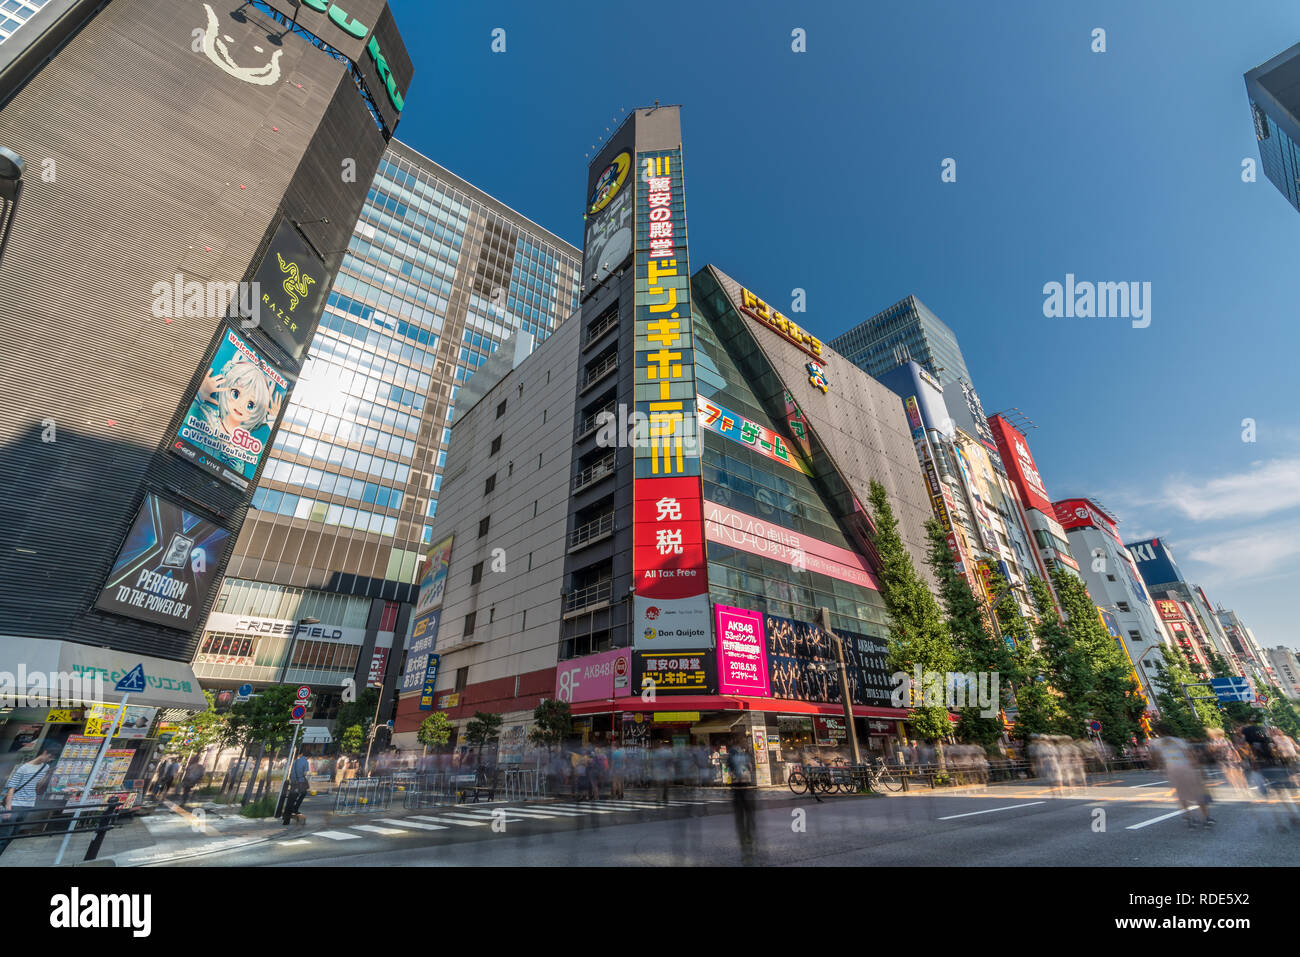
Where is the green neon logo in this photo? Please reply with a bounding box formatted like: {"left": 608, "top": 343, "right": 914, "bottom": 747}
{"left": 300, "top": 0, "right": 403, "bottom": 112}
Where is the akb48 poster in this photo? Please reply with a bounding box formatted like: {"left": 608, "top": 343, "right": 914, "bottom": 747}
{"left": 173, "top": 326, "right": 289, "bottom": 489}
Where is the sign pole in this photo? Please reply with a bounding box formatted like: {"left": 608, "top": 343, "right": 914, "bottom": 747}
{"left": 52, "top": 691, "right": 129, "bottom": 866}
{"left": 275, "top": 722, "right": 302, "bottom": 820}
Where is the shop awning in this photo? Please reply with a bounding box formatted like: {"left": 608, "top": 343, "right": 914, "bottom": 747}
{"left": 690, "top": 715, "right": 745, "bottom": 736}
{"left": 0, "top": 637, "right": 207, "bottom": 710}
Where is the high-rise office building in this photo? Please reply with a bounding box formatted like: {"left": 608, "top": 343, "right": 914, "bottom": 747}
{"left": 829, "top": 294, "right": 973, "bottom": 388}
{"left": 1246, "top": 41, "right": 1300, "bottom": 216}
{"left": 0, "top": 0, "right": 59, "bottom": 47}
{"left": 192, "top": 142, "right": 581, "bottom": 719}
{"left": 393, "top": 106, "right": 939, "bottom": 780}
{"left": 0, "top": 0, "right": 410, "bottom": 763}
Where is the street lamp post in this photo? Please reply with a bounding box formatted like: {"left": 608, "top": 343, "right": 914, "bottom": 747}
{"left": 0, "top": 147, "right": 26, "bottom": 272}
{"left": 817, "top": 607, "right": 862, "bottom": 765}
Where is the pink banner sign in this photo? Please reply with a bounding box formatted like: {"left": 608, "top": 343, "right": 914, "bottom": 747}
{"left": 715, "top": 604, "right": 770, "bottom": 697}
{"left": 703, "top": 501, "right": 880, "bottom": 591}
{"left": 554, "top": 648, "right": 633, "bottom": 704}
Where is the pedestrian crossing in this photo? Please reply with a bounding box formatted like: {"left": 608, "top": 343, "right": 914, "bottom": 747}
{"left": 278, "top": 797, "right": 729, "bottom": 846}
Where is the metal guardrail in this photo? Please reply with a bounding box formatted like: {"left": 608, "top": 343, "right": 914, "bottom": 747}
{"left": 569, "top": 512, "right": 614, "bottom": 549}
{"left": 333, "top": 777, "right": 393, "bottom": 814}
{"left": 583, "top": 352, "right": 618, "bottom": 388}
{"left": 565, "top": 580, "right": 612, "bottom": 613}
{"left": 503, "top": 768, "right": 541, "bottom": 802}
{"left": 573, "top": 453, "right": 616, "bottom": 492}
{"left": 585, "top": 310, "right": 619, "bottom": 346}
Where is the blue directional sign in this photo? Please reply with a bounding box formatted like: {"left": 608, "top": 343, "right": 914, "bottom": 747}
{"left": 114, "top": 663, "right": 147, "bottom": 694}
{"left": 1210, "top": 676, "right": 1254, "bottom": 703}
{"left": 238, "top": 683, "right": 253, "bottom": 697}
{"left": 418, "top": 654, "right": 441, "bottom": 711}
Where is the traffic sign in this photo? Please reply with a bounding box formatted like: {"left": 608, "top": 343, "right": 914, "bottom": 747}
{"left": 238, "top": 683, "right": 253, "bottom": 697}
{"left": 296, "top": 686, "right": 311, "bottom": 700}
{"left": 114, "top": 664, "right": 147, "bottom": 694}
{"left": 1088, "top": 720, "right": 1102, "bottom": 733}
{"left": 290, "top": 704, "right": 306, "bottom": 725}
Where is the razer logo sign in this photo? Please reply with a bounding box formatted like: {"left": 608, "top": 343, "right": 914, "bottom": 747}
{"left": 301, "top": 0, "right": 405, "bottom": 112}
{"left": 277, "top": 253, "right": 316, "bottom": 310}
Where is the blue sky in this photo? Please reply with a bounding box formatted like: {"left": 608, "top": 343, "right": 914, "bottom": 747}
{"left": 387, "top": 0, "right": 1300, "bottom": 651}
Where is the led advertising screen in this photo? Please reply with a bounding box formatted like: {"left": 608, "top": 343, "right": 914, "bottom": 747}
{"left": 172, "top": 326, "right": 290, "bottom": 490}
{"left": 93, "top": 493, "right": 231, "bottom": 631}
{"left": 248, "top": 218, "right": 328, "bottom": 364}
{"left": 580, "top": 121, "right": 635, "bottom": 297}
{"left": 765, "top": 614, "right": 893, "bottom": 707}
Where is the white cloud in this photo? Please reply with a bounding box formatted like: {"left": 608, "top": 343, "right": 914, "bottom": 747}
{"left": 1181, "top": 521, "right": 1300, "bottom": 583}
{"left": 1160, "top": 458, "right": 1300, "bottom": 522}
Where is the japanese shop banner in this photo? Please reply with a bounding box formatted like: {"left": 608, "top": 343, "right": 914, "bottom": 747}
{"left": 634, "top": 651, "right": 716, "bottom": 696}
{"left": 715, "top": 604, "right": 770, "bottom": 697}
{"left": 414, "top": 536, "right": 454, "bottom": 617}
{"left": 400, "top": 609, "right": 441, "bottom": 693}
{"left": 633, "top": 476, "right": 706, "bottom": 600}
{"left": 703, "top": 500, "right": 880, "bottom": 591}
{"left": 634, "top": 594, "right": 712, "bottom": 650}
{"left": 555, "top": 648, "right": 633, "bottom": 704}
{"left": 697, "top": 394, "right": 810, "bottom": 475}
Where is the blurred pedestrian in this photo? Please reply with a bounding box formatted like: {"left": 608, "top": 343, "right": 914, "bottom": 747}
{"left": 0, "top": 745, "right": 55, "bottom": 858}
{"left": 729, "top": 740, "right": 757, "bottom": 864}
{"left": 1152, "top": 736, "right": 1212, "bottom": 827}
{"left": 181, "top": 757, "right": 205, "bottom": 804}
{"left": 281, "top": 748, "right": 311, "bottom": 826}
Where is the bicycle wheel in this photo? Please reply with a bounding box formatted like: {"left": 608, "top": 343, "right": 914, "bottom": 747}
{"left": 814, "top": 771, "right": 835, "bottom": 795}
{"left": 877, "top": 767, "right": 903, "bottom": 792}
{"left": 787, "top": 770, "right": 809, "bottom": 795}
{"left": 837, "top": 773, "right": 858, "bottom": 795}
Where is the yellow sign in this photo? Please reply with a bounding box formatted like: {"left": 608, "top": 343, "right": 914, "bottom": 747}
{"left": 45, "top": 709, "right": 80, "bottom": 724}
{"left": 438, "top": 692, "right": 460, "bottom": 709}
{"left": 738, "top": 287, "right": 824, "bottom": 359}
{"left": 653, "top": 712, "right": 701, "bottom": 723}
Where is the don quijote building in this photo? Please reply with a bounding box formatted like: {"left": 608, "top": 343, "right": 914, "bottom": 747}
{"left": 0, "top": 0, "right": 411, "bottom": 790}
{"left": 394, "top": 106, "right": 941, "bottom": 784}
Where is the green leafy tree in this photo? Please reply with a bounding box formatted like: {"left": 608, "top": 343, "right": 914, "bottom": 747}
{"left": 333, "top": 687, "right": 379, "bottom": 745}
{"left": 1151, "top": 645, "right": 1220, "bottom": 739}
{"left": 528, "top": 699, "right": 572, "bottom": 756}
{"left": 227, "top": 685, "right": 298, "bottom": 803}
{"left": 866, "top": 480, "right": 955, "bottom": 743}
{"left": 924, "top": 523, "right": 1009, "bottom": 749}
{"left": 464, "top": 710, "right": 504, "bottom": 771}
{"left": 1034, "top": 570, "right": 1143, "bottom": 749}
{"left": 417, "top": 712, "right": 453, "bottom": 752}
{"left": 169, "top": 689, "right": 225, "bottom": 760}
{"left": 341, "top": 724, "right": 364, "bottom": 755}
{"left": 1267, "top": 695, "right": 1300, "bottom": 739}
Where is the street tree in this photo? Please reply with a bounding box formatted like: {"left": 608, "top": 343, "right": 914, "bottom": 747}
{"left": 417, "top": 712, "right": 453, "bottom": 753}
{"left": 1151, "top": 645, "right": 1220, "bottom": 739}
{"left": 866, "top": 480, "right": 955, "bottom": 744}
{"left": 464, "top": 710, "right": 504, "bottom": 772}
{"left": 528, "top": 699, "right": 572, "bottom": 756}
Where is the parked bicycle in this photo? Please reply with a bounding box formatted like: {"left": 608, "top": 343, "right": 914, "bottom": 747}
{"left": 786, "top": 764, "right": 836, "bottom": 796}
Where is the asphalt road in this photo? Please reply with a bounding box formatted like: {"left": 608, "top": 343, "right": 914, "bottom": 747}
{"left": 143, "top": 768, "right": 1300, "bottom": 867}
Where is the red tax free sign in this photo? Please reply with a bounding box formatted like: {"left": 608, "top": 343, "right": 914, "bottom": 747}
{"left": 634, "top": 476, "right": 707, "bottom": 600}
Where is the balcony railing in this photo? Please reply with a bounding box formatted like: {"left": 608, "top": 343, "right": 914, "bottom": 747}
{"left": 569, "top": 512, "right": 615, "bottom": 550}
{"left": 572, "top": 453, "right": 616, "bottom": 493}
{"left": 578, "top": 401, "right": 617, "bottom": 438}
{"left": 565, "top": 580, "right": 612, "bottom": 614}
{"left": 582, "top": 352, "right": 618, "bottom": 390}
{"left": 584, "top": 309, "right": 619, "bottom": 347}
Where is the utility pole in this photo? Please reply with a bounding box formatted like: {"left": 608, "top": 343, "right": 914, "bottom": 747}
{"left": 818, "top": 606, "right": 861, "bottom": 764}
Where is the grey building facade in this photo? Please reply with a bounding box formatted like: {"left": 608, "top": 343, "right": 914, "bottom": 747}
{"left": 1246, "top": 41, "right": 1300, "bottom": 216}
{"left": 829, "top": 294, "right": 973, "bottom": 388}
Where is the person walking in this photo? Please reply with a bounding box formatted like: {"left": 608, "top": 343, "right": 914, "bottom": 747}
{"left": 181, "top": 757, "right": 206, "bottom": 804}
{"left": 281, "top": 748, "right": 311, "bottom": 826}
{"left": 729, "top": 741, "right": 757, "bottom": 864}
{"left": 0, "top": 746, "right": 55, "bottom": 858}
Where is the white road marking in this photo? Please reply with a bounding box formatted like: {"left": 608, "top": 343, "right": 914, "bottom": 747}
{"left": 407, "top": 815, "right": 487, "bottom": 827}
{"left": 1127, "top": 806, "right": 1197, "bottom": 829}
{"left": 488, "top": 808, "right": 561, "bottom": 819}
{"left": 375, "top": 817, "right": 447, "bottom": 830}
{"left": 938, "top": 801, "right": 1046, "bottom": 820}
{"left": 314, "top": 830, "right": 362, "bottom": 841}
{"left": 276, "top": 839, "right": 311, "bottom": 846}
{"left": 545, "top": 804, "right": 620, "bottom": 814}
{"left": 349, "top": 824, "right": 407, "bottom": 835}
{"left": 1130, "top": 780, "right": 1170, "bottom": 788}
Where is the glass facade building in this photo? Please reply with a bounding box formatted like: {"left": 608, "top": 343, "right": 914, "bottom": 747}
{"left": 198, "top": 140, "right": 580, "bottom": 693}
{"left": 0, "top": 0, "right": 52, "bottom": 44}
{"left": 1246, "top": 41, "right": 1300, "bottom": 216}
{"left": 829, "top": 294, "right": 972, "bottom": 387}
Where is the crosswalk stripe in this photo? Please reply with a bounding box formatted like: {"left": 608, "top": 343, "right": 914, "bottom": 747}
{"left": 1126, "top": 806, "right": 1196, "bottom": 830}
{"left": 375, "top": 817, "right": 447, "bottom": 830}
{"left": 408, "top": 815, "right": 487, "bottom": 827}
{"left": 488, "top": 808, "right": 562, "bottom": 818}
{"left": 435, "top": 810, "right": 529, "bottom": 822}
{"left": 350, "top": 824, "right": 407, "bottom": 835}
{"left": 315, "top": 830, "right": 363, "bottom": 840}
{"left": 277, "top": 839, "right": 312, "bottom": 846}
{"left": 545, "top": 804, "right": 620, "bottom": 814}
{"left": 505, "top": 806, "right": 586, "bottom": 816}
